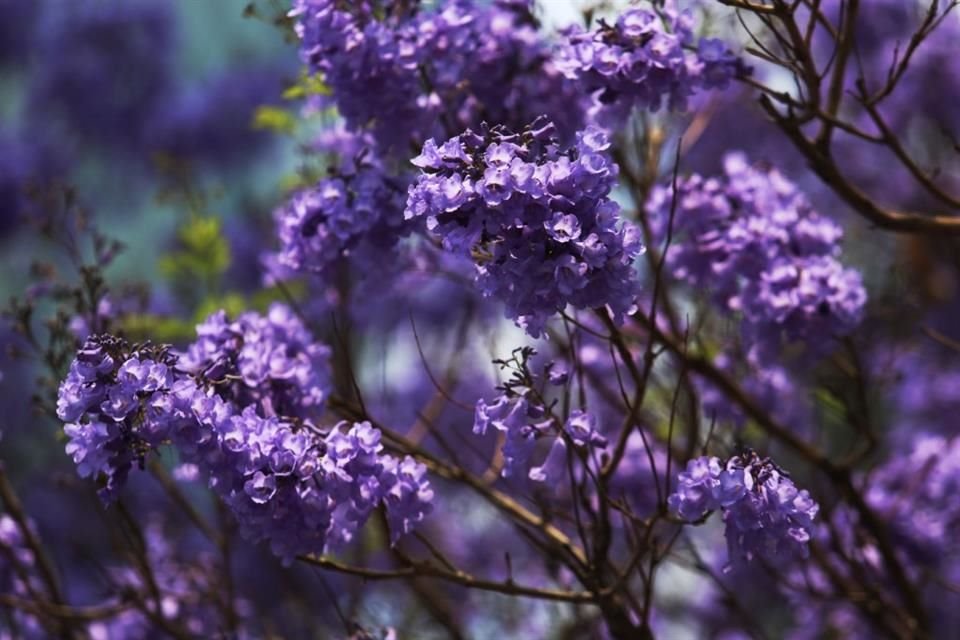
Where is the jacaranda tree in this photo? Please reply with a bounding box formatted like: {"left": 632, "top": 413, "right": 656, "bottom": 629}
{"left": 3, "top": 1, "right": 960, "bottom": 638}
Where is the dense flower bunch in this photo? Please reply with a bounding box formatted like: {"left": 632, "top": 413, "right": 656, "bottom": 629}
{"left": 557, "top": 5, "right": 746, "bottom": 126}
{"left": 208, "top": 411, "right": 433, "bottom": 560}
{"left": 291, "top": 0, "right": 583, "bottom": 152}
{"left": 56, "top": 312, "right": 433, "bottom": 562}
{"left": 648, "top": 152, "right": 866, "bottom": 362}
{"left": 56, "top": 335, "right": 194, "bottom": 499}
{"left": 406, "top": 120, "right": 643, "bottom": 336}
{"left": 178, "top": 304, "right": 332, "bottom": 419}
{"left": 669, "top": 451, "right": 819, "bottom": 567}
{"left": 270, "top": 148, "right": 411, "bottom": 281}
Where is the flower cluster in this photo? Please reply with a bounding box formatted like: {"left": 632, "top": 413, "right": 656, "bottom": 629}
{"left": 669, "top": 452, "right": 819, "bottom": 567}
{"left": 557, "top": 5, "right": 746, "bottom": 126}
{"left": 648, "top": 152, "right": 866, "bottom": 362}
{"left": 56, "top": 314, "right": 433, "bottom": 562}
{"left": 207, "top": 412, "right": 433, "bottom": 561}
{"left": 56, "top": 335, "right": 195, "bottom": 500}
{"left": 406, "top": 120, "right": 642, "bottom": 336}
{"left": 178, "top": 304, "right": 332, "bottom": 419}
{"left": 270, "top": 148, "right": 411, "bottom": 281}
{"left": 291, "top": 0, "right": 584, "bottom": 153}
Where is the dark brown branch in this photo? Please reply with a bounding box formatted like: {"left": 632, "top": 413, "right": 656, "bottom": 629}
{"left": 299, "top": 555, "right": 595, "bottom": 604}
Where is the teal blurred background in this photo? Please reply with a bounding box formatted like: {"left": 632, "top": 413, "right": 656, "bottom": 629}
{"left": 0, "top": 0, "right": 302, "bottom": 298}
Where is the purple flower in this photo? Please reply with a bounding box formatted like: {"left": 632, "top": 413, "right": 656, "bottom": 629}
{"left": 57, "top": 336, "right": 192, "bottom": 500}
{"left": 556, "top": 7, "right": 748, "bottom": 126}
{"left": 407, "top": 120, "right": 642, "bottom": 337}
{"left": 474, "top": 394, "right": 549, "bottom": 477}
{"left": 179, "top": 304, "right": 332, "bottom": 419}
{"left": 381, "top": 455, "right": 435, "bottom": 545}
{"left": 563, "top": 410, "right": 607, "bottom": 448}
{"left": 290, "top": 0, "right": 584, "bottom": 153}
{"left": 528, "top": 437, "right": 568, "bottom": 484}
{"left": 669, "top": 452, "right": 818, "bottom": 567}
{"left": 668, "top": 456, "right": 724, "bottom": 521}
{"left": 474, "top": 353, "right": 606, "bottom": 482}
{"left": 268, "top": 139, "right": 414, "bottom": 284}
{"left": 57, "top": 326, "right": 432, "bottom": 562}
{"left": 647, "top": 152, "right": 866, "bottom": 364}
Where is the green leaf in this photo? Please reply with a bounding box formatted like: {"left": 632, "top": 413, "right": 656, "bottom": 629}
{"left": 281, "top": 72, "right": 331, "bottom": 100}
{"left": 252, "top": 106, "right": 297, "bottom": 135}
{"left": 158, "top": 216, "right": 231, "bottom": 300}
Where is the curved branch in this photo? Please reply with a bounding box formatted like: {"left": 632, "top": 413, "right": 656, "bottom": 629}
{"left": 761, "top": 95, "right": 960, "bottom": 234}
{"left": 299, "top": 555, "right": 595, "bottom": 604}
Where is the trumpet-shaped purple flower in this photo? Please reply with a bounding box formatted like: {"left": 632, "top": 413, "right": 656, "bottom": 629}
{"left": 270, "top": 146, "right": 411, "bottom": 282}
{"left": 290, "top": 0, "right": 584, "bottom": 153}
{"left": 208, "top": 411, "right": 432, "bottom": 562}
{"left": 57, "top": 325, "right": 432, "bottom": 562}
{"left": 648, "top": 152, "right": 866, "bottom": 363}
{"left": 57, "top": 336, "right": 197, "bottom": 500}
{"left": 556, "top": 5, "right": 747, "bottom": 126}
{"left": 179, "top": 304, "right": 332, "bottom": 419}
{"left": 670, "top": 452, "right": 819, "bottom": 567}
{"left": 474, "top": 353, "right": 607, "bottom": 482}
{"left": 407, "top": 120, "right": 643, "bottom": 336}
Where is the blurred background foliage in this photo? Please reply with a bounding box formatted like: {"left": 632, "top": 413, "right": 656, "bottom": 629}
{"left": 0, "top": 0, "right": 301, "bottom": 302}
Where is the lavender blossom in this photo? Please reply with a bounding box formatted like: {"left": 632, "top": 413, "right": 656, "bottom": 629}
{"left": 648, "top": 152, "right": 866, "bottom": 363}
{"left": 407, "top": 120, "right": 643, "bottom": 336}
{"left": 290, "top": 0, "right": 584, "bottom": 152}
{"left": 56, "top": 324, "right": 432, "bottom": 562}
{"left": 56, "top": 336, "right": 196, "bottom": 500}
{"left": 270, "top": 147, "right": 412, "bottom": 282}
{"left": 670, "top": 452, "right": 819, "bottom": 567}
{"left": 203, "top": 414, "right": 432, "bottom": 561}
{"left": 556, "top": 5, "right": 747, "bottom": 126}
{"left": 474, "top": 352, "right": 606, "bottom": 481}
{"left": 179, "top": 304, "right": 332, "bottom": 419}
